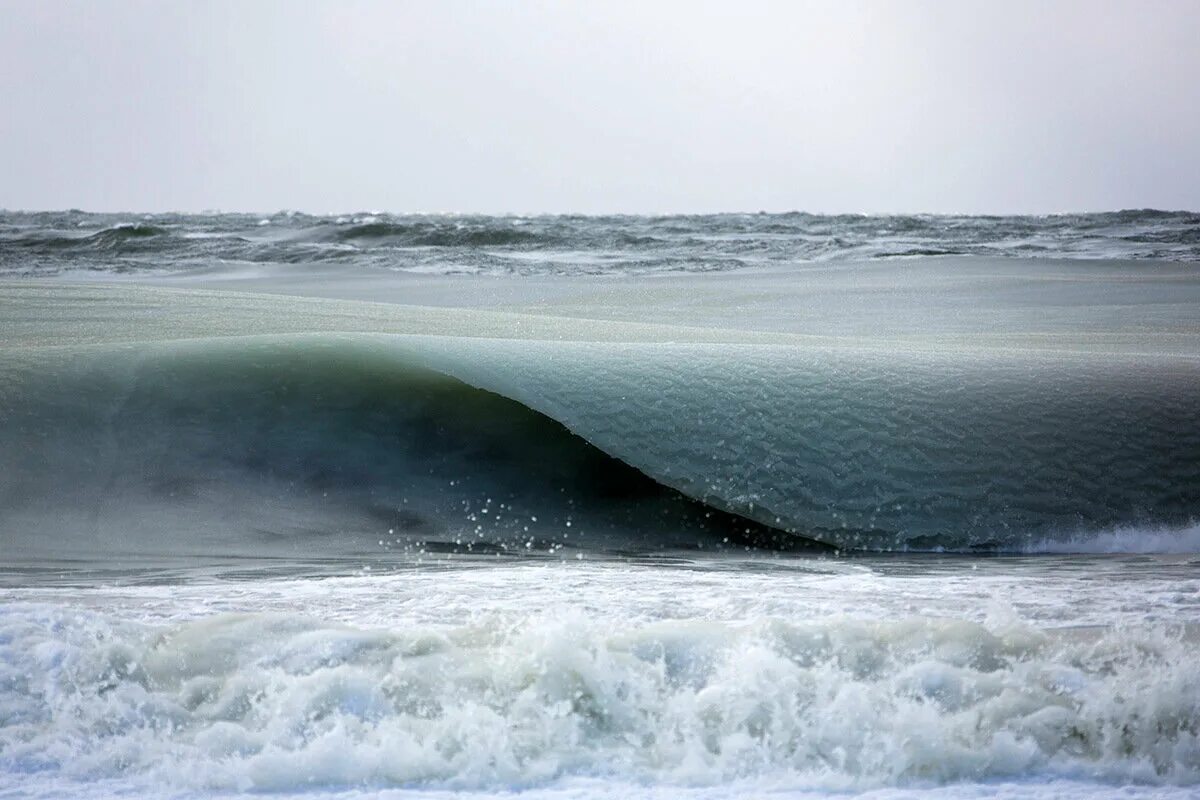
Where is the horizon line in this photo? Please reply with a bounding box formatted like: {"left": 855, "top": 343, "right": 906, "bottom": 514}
{"left": 2, "top": 206, "right": 1196, "bottom": 218}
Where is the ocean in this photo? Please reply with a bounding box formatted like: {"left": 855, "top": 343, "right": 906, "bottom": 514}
{"left": 1, "top": 210, "right": 1198, "bottom": 799}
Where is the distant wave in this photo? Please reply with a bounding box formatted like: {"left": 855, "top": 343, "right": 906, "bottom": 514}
{"left": 2, "top": 209, "right": 1197, "bottom": 276}
{"left": 876, "top": 247, "right": 963, "bottom": 258}
{"left": 1025, "top": 522, "right": 1200, "bottom": 554}
{"left": 332, "top": 220, "right": 550, "bottom": 247}
{"left": 12, "top": 222, "right": 169, "bottom": 252}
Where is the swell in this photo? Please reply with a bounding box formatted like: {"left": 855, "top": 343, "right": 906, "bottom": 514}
{"left": 0, "top": 338, "right": 811, "bottom": 572}
{"left": 10, "top": 222, "right": 170, "bottom": 253}
{"left": 330, "top": 220, "right": 550, "bottom": 247}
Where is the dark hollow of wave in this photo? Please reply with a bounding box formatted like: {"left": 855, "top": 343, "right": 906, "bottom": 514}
{"left": 0, "top": 341, "right": 826, "bottom": 580}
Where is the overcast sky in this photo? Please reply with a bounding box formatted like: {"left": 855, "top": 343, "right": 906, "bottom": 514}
{"left": 2, "top": 0, "right": 1198, "bottom": 214}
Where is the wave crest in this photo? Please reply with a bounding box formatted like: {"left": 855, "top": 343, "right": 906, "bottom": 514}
{"left": 333, "top": 221, "right": 550, "bottom": 247}
{"left": 2, "top": 327, "right": 1199, "bottom": 559}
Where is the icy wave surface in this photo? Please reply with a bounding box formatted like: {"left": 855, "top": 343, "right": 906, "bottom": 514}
{"left": 0, "top": 338, "right": 796, "bottom": 567}
{"left": 1, "top": 283, "right": 1198, "bottom": 554}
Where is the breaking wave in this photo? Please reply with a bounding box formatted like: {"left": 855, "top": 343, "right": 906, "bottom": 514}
{"left": 1024, "top": 522, "right": 1200, "bottom": 555}
{"left": 0, "top": 338, "right": 808, "bottom": 572}
{"left": 2, "top": 331, "right": 1198, "bottom": 562}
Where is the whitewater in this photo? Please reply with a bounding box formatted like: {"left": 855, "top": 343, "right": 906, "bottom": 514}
{"left": 1, "top": 211, "right": 1198, "bottom": 799}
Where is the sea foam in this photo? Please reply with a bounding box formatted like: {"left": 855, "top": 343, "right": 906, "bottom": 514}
{"left": 1, "top": 602, "right": 1196, "bottom": 794}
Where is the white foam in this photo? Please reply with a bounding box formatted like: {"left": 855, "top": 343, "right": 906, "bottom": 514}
{"left": 2, "top": 558, "right": 1199, "bottom": 797}
{"left": 2, "top": 604, "right": 1197, "bottom": 794}
{"left": 1027, "top": 523, "right": 1200, "bottom": 554}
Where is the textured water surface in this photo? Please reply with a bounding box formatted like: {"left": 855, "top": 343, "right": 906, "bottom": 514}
{"left": 2, "top": 209, "right": 1199, "bottom": 277}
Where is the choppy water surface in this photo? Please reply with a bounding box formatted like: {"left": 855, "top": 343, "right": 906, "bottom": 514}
{"left": 2, "top": 208, "right": 1199, "bottom": 276}
{"left": 1, "top": 210, "right": 1198, "bottom": 799}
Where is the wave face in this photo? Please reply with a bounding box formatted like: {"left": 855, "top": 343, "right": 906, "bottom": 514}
{"left": 1, "top": 339, "right": 807, "bottom": 575}
{"left": 2, "top": 209, "right": 1198, "bottom": 276}
{"left": 2, "top": 319, "right": 1198, "bottom": 559}
{"left": 439, "top": 340, "right": 1200, "bottom": 552}
{"left": 2, "top": 600, "right": 1197, "bottom": 794}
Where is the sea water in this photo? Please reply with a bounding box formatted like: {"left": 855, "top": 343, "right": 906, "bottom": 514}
{"left": 1, "top": 211, "right": 1198, "bottom": 798}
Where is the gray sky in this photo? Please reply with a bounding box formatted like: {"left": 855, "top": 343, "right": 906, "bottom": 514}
{"left": 2, "top": 0, "right": 1198, "bottom": 214}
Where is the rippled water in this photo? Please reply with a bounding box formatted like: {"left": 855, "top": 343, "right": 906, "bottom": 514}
{"left": 2, "top": 209, "right": 1198, "bottom": 276}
